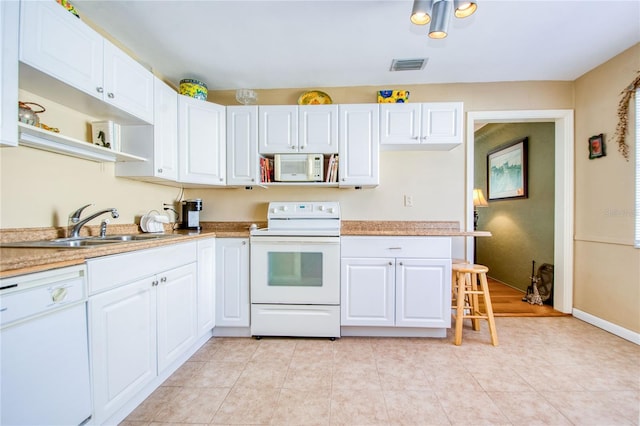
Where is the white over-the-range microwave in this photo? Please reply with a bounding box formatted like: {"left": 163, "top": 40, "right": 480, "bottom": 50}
{"left": 274, "top": 154, "right": 324, "bottom": 182}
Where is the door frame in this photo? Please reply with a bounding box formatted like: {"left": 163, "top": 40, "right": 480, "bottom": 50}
{"left": 466, "top": 110, "right": 574, "bottom": 314}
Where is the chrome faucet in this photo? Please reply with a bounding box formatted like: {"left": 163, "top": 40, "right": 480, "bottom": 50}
{"left": 68, "top": 204, "right": 119, "bottom": 238}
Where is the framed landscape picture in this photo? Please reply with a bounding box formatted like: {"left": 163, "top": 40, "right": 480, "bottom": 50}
{"left": 487, "top": 137, "right": 528, "bottom": 200}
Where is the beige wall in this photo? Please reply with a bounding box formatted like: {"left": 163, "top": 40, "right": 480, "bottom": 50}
{"left": 573, "top": 43, "right": 640, "bottom": 333}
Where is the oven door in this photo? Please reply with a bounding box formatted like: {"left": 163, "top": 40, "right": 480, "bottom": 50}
{"left": 250, "top": 236, "right": 340, "bottom": 305}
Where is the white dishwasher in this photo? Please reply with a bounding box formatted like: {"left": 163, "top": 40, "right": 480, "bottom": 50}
{"left": 0, "top": 265, "right": 92, "bottom": 426}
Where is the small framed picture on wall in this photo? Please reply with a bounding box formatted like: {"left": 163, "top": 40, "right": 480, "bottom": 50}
{"left": 588, "top": 134, "right": 606, "bottom": 159}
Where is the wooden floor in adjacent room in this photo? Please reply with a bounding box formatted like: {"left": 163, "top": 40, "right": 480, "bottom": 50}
{"left": 486, "top": 277, "right": 569, "bottom": 317}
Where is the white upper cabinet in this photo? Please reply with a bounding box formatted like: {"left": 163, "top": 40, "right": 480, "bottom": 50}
{"left": 227, "top": 105, "right": 259, "bottom": 186}
{"left": 178, "top": 95, "right": 226, "bottom": 185}
{"left": 102, "top": 41, "right": 154, "bottom": 124}
{"left": 258, "top": 105, "right": 298, "bottom": 153}
{"left": 298, "top": 105, "right": 339, "bottom": 154}
{"left": 380, "top": 102, "right": 463, "bottom": 150}
{"left": 116, "top": 77, "right": 178, "bottom": 181}
{"left": 0, "top": 0, "right": 18, "bottom": 147}
{"left": 19, "top": 0, "right": 153, "bottom": 124}
{"left": 338, "top": 103, "right": 379, "bottom": 188}
{"left": 258, "top": 105, "right": 338, "bottom": 154}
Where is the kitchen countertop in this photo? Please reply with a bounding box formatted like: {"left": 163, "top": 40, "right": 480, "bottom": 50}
{"left": 0, "top": 221, "right": 489, "bottom": 278}
{"left": 341, "top": 221, "right": 491, "bottom": 237}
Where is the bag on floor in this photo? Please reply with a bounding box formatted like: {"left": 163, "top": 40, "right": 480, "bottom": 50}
{"left": 535, "top": 263, "right": 554, "bottom": 305}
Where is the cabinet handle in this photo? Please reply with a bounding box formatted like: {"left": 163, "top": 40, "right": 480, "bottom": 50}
{"left": 107, "top": 92, "right": 115, "bottom": 99}
{"left": 157, "top": 168, "right": 163, "bottom": 173}
{"left": 1, "top": 307, "right": 8, "bottom": 312}
{"left": 242, "top": 241, "right": 247, "bottom": 245}
{"left": 251, "top": 178, "right": 255, "bottom": 182}
{"left": 160, "top": 277, "right": 167, "bottom": 283}
{"left": 51, "top": 287, "right": 68, "bottom": 303}
{"left": 291, "top": 146, "right": 296, "bottom": 150}
{"left": 388, "top": 247, "right": 402, "bottom": 250}
{"left": 96, "top": 87, "right": 104, "bottom": 94}
{"left": 412, "top": 136, "right": 420, "bottom": 140}
{"left": 420, "top": 136, "right": 428, "bottom": 140}
{"left": 388, "top": 261, "right": 393, "bottom": 266}
{"left": 399, "top": 261, "right": 404, "bottom": 266}
{"left": 152, "top": 280, "right": 158, "bottom": 286}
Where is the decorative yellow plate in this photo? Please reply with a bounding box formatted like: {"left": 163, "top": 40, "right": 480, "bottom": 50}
{"left": 298, "top": 90, "right": 333, "bottom": 105}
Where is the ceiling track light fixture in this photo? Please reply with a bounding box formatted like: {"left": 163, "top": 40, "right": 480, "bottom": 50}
{"left": 410, "top": 0, "right": 477, "bottom": 39}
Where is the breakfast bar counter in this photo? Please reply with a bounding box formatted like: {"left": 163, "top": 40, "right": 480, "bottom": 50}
{"left": 341, "top": 220, "right": 491, "bottom": 237}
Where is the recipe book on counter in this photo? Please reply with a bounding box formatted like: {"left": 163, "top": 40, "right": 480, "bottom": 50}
{"left": 326, "top": 154, "right": 338, "bottom": 183}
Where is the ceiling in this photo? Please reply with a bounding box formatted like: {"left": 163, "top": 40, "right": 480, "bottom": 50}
{"left": 72, "top": 0, "right": 640, "bottom": 92}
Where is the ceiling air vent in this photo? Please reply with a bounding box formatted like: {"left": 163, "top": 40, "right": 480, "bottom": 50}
{"left": 389, "top": 58, "right": 428, "bottom": 71}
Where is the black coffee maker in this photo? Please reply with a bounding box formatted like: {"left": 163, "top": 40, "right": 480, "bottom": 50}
{"left": 180, "top": 199, "right": 202, "bottom": 231}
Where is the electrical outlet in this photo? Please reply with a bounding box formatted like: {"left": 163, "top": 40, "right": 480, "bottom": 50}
{"left": 404, "top": 195, "right": 413, "bottom": 207}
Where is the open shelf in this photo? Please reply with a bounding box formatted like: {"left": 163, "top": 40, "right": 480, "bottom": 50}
{"left": 18, "top": 122, "right": 147, "bottom": 163}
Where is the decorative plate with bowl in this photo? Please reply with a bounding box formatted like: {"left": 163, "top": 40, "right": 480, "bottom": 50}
{"left": 298, "top": 90, "right": 333, "bottom": 105}
{"left": 179, "top": 79, "right": 208, "bottom": 101}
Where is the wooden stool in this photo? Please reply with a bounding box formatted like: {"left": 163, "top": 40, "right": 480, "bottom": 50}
{"left": 451, "top": 263, "right": 498, "bottom": 346}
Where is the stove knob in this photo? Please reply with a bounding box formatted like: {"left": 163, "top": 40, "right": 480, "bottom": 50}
{"left": 329, "top": 207, "right": 335, "bottom": 213}
{"left": 281, "top": 205, "right": 288, "bottom": 211}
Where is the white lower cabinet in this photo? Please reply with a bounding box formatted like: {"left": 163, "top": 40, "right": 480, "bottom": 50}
{"left": 156, "top": 263, "right": 198, "bottom": 372}
{"left": 197, "top": 238, "right": 216, "bottom": 336}
{"left": 89, "top": 276, "right": 157, "bottom": 423}
{"left": 215, "top": 238, "right": 250, "bottom": 330}
{"left": 341, "top": 237, "right": 451, "bottom": 335}
{"left": 87, "top": 242, "right": 201, "bottom": 424}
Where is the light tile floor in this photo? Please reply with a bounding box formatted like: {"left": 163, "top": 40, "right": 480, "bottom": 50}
{"left": 122, "top": 317, "right": 639, "bottom": 425}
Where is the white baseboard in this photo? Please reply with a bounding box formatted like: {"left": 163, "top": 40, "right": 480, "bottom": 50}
{"left": 572, "top": 308, "right": 640, "bottom": 345}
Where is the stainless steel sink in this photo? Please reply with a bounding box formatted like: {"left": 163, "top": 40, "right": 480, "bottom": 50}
{"left": 2, "top": 234, "right": 180, "bottom": 249}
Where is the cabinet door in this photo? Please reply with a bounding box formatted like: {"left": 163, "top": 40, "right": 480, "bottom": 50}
{"left": 215, "top": 238, "right": 250, "bottom": 327}
{"left": 197, "top": 238, "right": 216, "bottom": 336}
{"left": 103, "top": 40, "right": 154, "bottom": 124}
{"left": 258, "top": 105, "right": 298, "bottom": 153}
{"left": 420, "top": 102, "right": 463, "bottom": 148}
{"left": 157, "top": 263, "right": 198, "bottom": 372}
{"left": 227, "top": 106, "right": 258, "bottom": 186}
{"left": 395, "top": 258, "right": 451, "bottom": 328}
{"left": 379, "top": 103, "right": 421, "bottom": 146}
{"left": 299, "top": 104, "right": 338, "bottom": 154}
{"left": 89, "top": 277, "right": 157, "bottom": 424}
{"left": 116, "top": 77, "right": 177, "bottom": 180}
{"left": 338, "top": 104, "right": 379, "bottom": 187}
{"left": 341, "top": 257, "right": 394, "bottom": 326}
{"left": 153, "top": 77, "right": 178, "bottom": 180}
{"left": 20, "top": 0, "right": 103, "bottom": 100}
{"left": 0, "top": 0, "right": 18, "bottom": 147}
{"left": 178, "top": 96, "right": 226, "bottom": 185}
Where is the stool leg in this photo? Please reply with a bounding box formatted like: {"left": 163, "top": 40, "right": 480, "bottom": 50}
{"left": 470, "top": 272, "right": 481, "bottom": 331}
{"left": 479, "top": 272, "right": 498, "bottom": 346}
{"left": 454, "top": 271, "right": 465, "bottom": 345}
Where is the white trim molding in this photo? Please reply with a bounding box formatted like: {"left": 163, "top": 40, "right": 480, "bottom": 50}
{"left": 573, "top": 308, "right": 640, "bottom": 345}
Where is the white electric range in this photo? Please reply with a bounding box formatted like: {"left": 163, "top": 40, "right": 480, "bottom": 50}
{"left": 249, "top": 201, "right": 341, "bottom": 339}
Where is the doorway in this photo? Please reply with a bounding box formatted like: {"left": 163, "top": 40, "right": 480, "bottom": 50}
{"left": 466, "top": 110, "right": 574, "bottom": 314}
